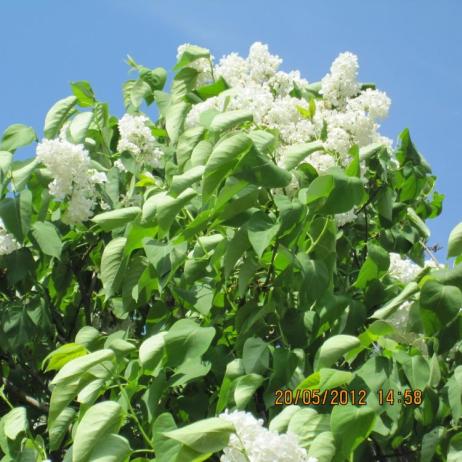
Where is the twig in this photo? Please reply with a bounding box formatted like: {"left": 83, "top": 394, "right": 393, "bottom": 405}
{"left": 1, "top": 377, "right": 49, "bottom": 413}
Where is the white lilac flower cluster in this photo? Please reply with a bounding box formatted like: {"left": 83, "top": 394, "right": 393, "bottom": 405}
{"left": 0, "top": 219, "right": 19, "bottom": 256}
{"left": 219, "top": 410, "right": 317, "bottom": 462}
{"left": 388, "top": 253, "right": 422, "bottom": 284}
{"left": 117, "top": 114, "right": 163, "bottom": 168}
{"left": 387, "top": 252, "right": 443, "bottom": 284}
{"left": 335, "top": 209, "right": 359, "bottom": 227}
{"left": 183, "top": 42, "right": 391, "bottom": 174}
{"left": 36, "top": 136, "right": 107, "bottom": 225}
{"left": 387, "top": 255, "right": 444, "bottom": 332}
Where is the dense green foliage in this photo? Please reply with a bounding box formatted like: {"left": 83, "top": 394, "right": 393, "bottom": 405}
{"left": 0, "top": 44, "right": 461, "bottom": 462}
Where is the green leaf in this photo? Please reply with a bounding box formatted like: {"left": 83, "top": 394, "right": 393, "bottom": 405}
{"left": 43, "top": 343, "right": 88, "bottom": 372}
{"left": 175, "top": 45, "right": 210, "bottom": 71}
{"left": 224, "top": 227, "right": 251, "bottom": 278}
{"left": 407, "top": 207, "right": 430, "bottom": 239}
{"left": 153, "top": 413, "right": 182, "bottom": 462}
{"left": 354, "top": 242, "right": 390, "bottom": 289}
{"left": 48, "top": 377, "right": 91, "bottom": 428}
{"left": 370, "top": 282, "right": 419, "bottom": 319}
{"left": 164, "top": 319, "right": 215, "bottom": 368}
{"left": 242, "top": 337, "right": 269, "bottom": 375}
{"left": 280, "top": 141, "right": 324, "bottom": 171}
{"left": 69, "top": 112, "right": 93, "bottom": 143}
{"left": 209, "top": 110, "right": 253, "bottom": 133}
{"left": 142, "top": 188, "right": 196, "bottom": 233}
{"left": 195, "top": 77, "right": 229, "bottom": 100}
{"left": 100, "top": 237, "right": 127, "bottom": 297}
{"left": 287, "top": 408, "right": 330, "bottom": 449}
{"left": 308, "top": 431, "right": 335, "bottom": 462}
{"left": 234, "top": 374, "right": 264, "bottom": 409}
{"left": 302, "top": 168, "right": 366, "bottom": 214}
{"left": 420, "top": 426, "right": 444, "bottom": 462}
{"left": 247, "top": 211, "right": 280, "bottom": 259}
{"left": 300, "top": 176, "right": 334, "bottom": 205}
{"left": 130, "top": 79, "right": 152, "bottom": 109}
{"left": 176, "top": 126, "right": 205, "bottom": 169}
{"left": 297, "top": 255, "right": 330, "bottom": 306}
{"left": 171, "top": 67, "right": 198, "bottom": 100}
{"left": 235, "top": 147, "right": 291, "bottom": 188}
{"left": 448, "top": 222, "right": 462, "bottom": 258}
{"left": 171, "top": 166, "right": 205, "bottom": 195}
{"left": 330, "top": 405, "right": 376, "bottom": 457}
{"left": 314, "top": 335, "right": 360, "bottom": 370}
{"left": 31, "top": 221, "right": 63, "bottom": 259}
{"left": 73, "top": 401, "right": 123, "bottom": 462}
{"left": 92, "top": 207, "right": 141, "bottom": 231}
{"left": 376, "top": 186, "right": 394, "bottom": 222}
{"left": 448, "top": 432, "right": 462, "bottom": 462}
{"left": 359, "top": 142, "right": 386, "bottom": 161}
{"left": 75, "top": 326, "right": 101, "bottom": 348}
{"left": 0, "top": 191, "right": 31, "bottom": 242}
{"left": 0, "top": 150, "right": 13, "bottom": 178}
{"left": 49, "top": 407, "right": 75, "bottom": 451}
{"left": 166, "top": 100, "right": 190, "bottom": 145}
{"left": 0, "top": 124, "right": 36, "bottom": 152}
{"left": 163, "top": 417, "right": 234, "bottom": 454}
{"left": 432, "top": 263, "right": 462, "bottom": 291}
{"left": 396, "top": 128, "right": 432, "bottom": 172}
{"left": 139, "top": 332, "right": 167, "bottom": 370}
{"left": 268, "top": 406, "right": 300, "bottom": 433}
{"left": 87, "top": 434, "right": 131, "bottom": 462}
{"left": 296, "top": 368, "right": 354, "bottom": 392}
{"left": 18, "top": 189, "right": 32, "bottom": 238}
{"left": 3, "top": 407, "right": 28, "bottom": 440}
{"left": 51, "top": 349, "right": 114, "bottom": 385}
{"left": 0, "top": 198, "right": 22, "bottom": 241}
{"left": 420, "top": 280, "right": 462, "bottom": 325}
{"left": 44, "top": 96, "right": 78, "bottom": 139}
{"left": 71, "top": 81, "right": 96, "bottom": 107}
{"left": 140, "top": 66, "right": 168, "bottom": 91}
{"left": 402, "top": 355, "right": 430, "bottom": 390}
{"left": 448, "top": 367, "right": 462, "bottom": 422}
{"left": 12, "top": 158, "right": 39, "bottom": 191}
{"left": 202, "top": 133, "right": 253, "bottom": 201}
{"left": 191, "top": 140, "right": 213, "bottom": 167}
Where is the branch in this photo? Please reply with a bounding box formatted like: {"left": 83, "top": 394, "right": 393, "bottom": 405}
{"left": 1, "top": 377, "right": 49, "bottom": 413}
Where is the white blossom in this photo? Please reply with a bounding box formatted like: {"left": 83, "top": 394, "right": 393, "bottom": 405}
{"left": 308, "top": 152, "right": 337, "bottom": 174}
{"left": 89, "top": 170, "right": 108, "bottom": 185}
{"left": 324, "top": 126, "right": 351, "bottom": 155}
{"left": 184, "top": 42, "right": 393, "bottom": 191}
{"left": 320, "top": 52, "right": 360, "bottom": 108}
{"left": 388, "top": 253, "right": 422, "bottom": 284}
{"left": 215, "top": 42, "right": 281, "bottom": 88}
{"left": 388, "top": 253, "right": 443, "bottom": 284}
{"left": 36, "top": 138, "right": 90, "bottom": 200}
{"left": 36, "top": 137, "right": 107, "bottom": 225}
{"left": 347, "top": 89, "right": 391, "bottom": 119}
{"left": 63, "top": 187, "right": 94, "bottom": 224}
{"left": 0, "top": 219, "right": 19, "bottom": 255}
{"left": 220, "top": 410, "right": 316, "bottom": 462}
{"left": 114, "top": 159, "right": 128, "bottom": 172}
{"left": 117, "top": 113, "right": 162, "bottom": 167}
{"left": 335, "top": 209, "right": 358, "bottom": 227}
{"left": 269, "top": 70, "right": 309, "bottom": 97}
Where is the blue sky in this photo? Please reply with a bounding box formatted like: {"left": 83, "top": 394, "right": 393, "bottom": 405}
{"left": 1, "top": 0, "right": 461, "bottom": 256}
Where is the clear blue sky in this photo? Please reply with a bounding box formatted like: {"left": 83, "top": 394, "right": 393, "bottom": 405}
{"left": 1, "top": 0, "right": 461, "bottom": 256}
